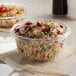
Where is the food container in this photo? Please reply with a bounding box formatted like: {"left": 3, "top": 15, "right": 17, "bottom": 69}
{"left": 0, "top": 3, "right": 27, "bottom": 28}
{"left": 11, "top": 19, "right": 71, "bottom": 61}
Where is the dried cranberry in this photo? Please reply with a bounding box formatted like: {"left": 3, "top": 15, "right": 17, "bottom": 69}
{"left": 44, "top": 26, "right": 50, "bottom": 32}
{"left": 25, "top": 25, "right": 31, "bottom": 29}
{"left": 57, "top": 30, "right": 60, "bottom": 34}
{"left": 57, "top": 30, "right": 63, "bottom": 35}
{"left": 25, "top": 22, "right": 32, "bottom": 25}
{"left": 25, "top": 25, "right": 32, "bottom": 31}
{"left": 15, "top": 28, "right": 19, "bottom": 32}
{"left": 37, "top": 22, "right": 42, "bottom": 27}
{"left": 60, "top": 25, "right": 63, "bottom": 28}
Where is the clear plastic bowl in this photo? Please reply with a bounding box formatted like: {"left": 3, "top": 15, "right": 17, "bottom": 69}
{"left": 0, "top": 3, "right": 27, "bottom": 28}
{"left": 11, "top": 19, "right": 71, "bottom": 61}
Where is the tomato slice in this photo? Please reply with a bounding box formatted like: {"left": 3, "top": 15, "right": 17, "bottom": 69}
{"left": 0, "top": 5, "right": 7, "bottom": 13}
{"left": 8, "top": 6, "right": 16, "bottom": 11}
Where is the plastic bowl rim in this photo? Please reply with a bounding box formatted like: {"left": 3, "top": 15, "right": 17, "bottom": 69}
{"left": 10, "top": 18, "right": 71, "bottom": 41}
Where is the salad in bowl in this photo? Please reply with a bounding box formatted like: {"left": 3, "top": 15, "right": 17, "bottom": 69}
{"left": 11, "top": 19, "right": 70, "bottom": 61}
{"left": 0, "top": 3, "right": 27, "bottom": 28}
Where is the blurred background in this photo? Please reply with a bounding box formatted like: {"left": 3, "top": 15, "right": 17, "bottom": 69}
{"left": 0, "top": 0, "right": 52, "bottom": 18}
{"left": 0, "top": 0, "right": 75, "bottom": 19}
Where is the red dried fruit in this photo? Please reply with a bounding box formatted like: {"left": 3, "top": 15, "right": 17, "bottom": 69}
{"left": 25, "top": 22, "right": 32, "bottom": 25}
{"left": 25, "top": 25, "right": 32, "bottom": 31}
{"left": 44, "top": 26, "right": 50, "bottom": 32}
{"left": 57, "top": 30, "right": 63, "bottom": 35}
{"left": 57, "top": 30, "right": 60, "bottom": 34}
{"left": 37, "top": 22, "right": 42, "bottom": 27}
{"left": 15, "top": 28, "right": 19, "bottom": 32}
{"left": 60, "top": 25, "right": 63, "bottom": 28}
